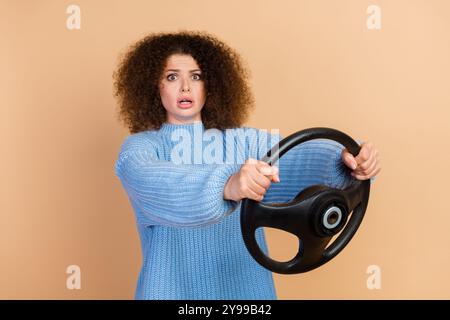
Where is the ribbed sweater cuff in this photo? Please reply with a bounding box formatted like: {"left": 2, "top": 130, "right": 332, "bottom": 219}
{"left": 211, "top": 163, "right": 242, "bottom": 220}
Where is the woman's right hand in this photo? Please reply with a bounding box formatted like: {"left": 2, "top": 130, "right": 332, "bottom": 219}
{"left": 224, "top": 158, "right": 280, "bottom": 202}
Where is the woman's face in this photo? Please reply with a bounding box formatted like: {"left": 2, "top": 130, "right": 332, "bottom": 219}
{"left": 159, "top": 54, "right": 206, "bottom": 125}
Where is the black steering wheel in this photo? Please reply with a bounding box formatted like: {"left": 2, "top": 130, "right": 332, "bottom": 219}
{"left": 240, "top": 127, "right": 370, "bottom": 274}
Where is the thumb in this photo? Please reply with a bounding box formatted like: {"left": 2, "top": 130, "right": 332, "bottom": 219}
{"left": 270, "top": 165, "right": 280, "bottom": 183}
{"left": 342, "top": 149, "right": 357, "bottom": 170}
{"left": 258, "top": 164, "right": 280, "bottom": 182}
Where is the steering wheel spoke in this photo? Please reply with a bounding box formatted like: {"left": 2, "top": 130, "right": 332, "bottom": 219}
{"left": 342, "top": 181, "right": 365, "bottom": 212}
{"left": 241, "top": 200, "right": 311, "bottom": 236}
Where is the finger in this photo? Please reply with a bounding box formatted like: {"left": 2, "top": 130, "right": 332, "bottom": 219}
{"left": 272, "top": 168, "right": 280, "bottom": 183}
{"left": 341, "top": 149, "right": 357, "bottom": 170}
{"left": 352, "top": 164, "right": 381, "bottom": 180}
{"left": 256, "top": 161, "right": 280, "bottom": 182}
{"left": 353, "top": 150, "right": 377, "bottom": 175}
{"left": 351, "top": 171, "right": 370, "bottom": 180}
{"left": 248, "top": 166, "right": 272, "bottom": 190}
{"left": 245, "top": 172, "right": 268, "bottom": 195}
{"left": 352, "top": 160, "right": 376, "bottom": 177}
{"left": 259, "top": 167, "right": 280, "bottom": 183}
{"left": 244, "top": 184, "right": 265, "bottom": 201}
{"left": 354, "top": 142, "right": 373, "bottom": 165}
{"left": 255, "top": 160, "right": 271, "bottom": 173}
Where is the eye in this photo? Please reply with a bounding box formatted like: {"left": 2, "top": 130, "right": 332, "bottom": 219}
{"left": 192, "top": 73, "right": 202, "bottom": 80}
{"left": 167, "top": 73, "right": 177, "bottom": 81}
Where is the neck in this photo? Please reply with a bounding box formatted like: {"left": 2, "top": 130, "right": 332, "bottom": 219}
{"left": 165, "top": 114, "right": 202, "bottom": 125}
{"left": 166, "top": 120, "right": 202, "bottom": 125}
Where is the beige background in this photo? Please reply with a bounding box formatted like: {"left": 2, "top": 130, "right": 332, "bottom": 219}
{"left": 1, "top": 0, "right": 449, "bottom": 299}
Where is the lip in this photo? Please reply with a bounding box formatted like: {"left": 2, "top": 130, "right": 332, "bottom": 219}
{"left": 177, "top": 96, "right": 194, "bottom": 103}
{"left": 177, "top": 97, "right": 194, "bottom": 109}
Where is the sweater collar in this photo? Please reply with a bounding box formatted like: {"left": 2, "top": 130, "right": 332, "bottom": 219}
{"left": 159, "top": 121, "right": 206, "bottom": 136}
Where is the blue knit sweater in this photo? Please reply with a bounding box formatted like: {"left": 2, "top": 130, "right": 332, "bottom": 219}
{"left": 115, "top": 121, "right": 355, "bottom": 300}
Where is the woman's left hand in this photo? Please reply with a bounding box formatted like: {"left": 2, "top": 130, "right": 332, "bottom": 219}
{"left": 341, "top": 141, "right": 381, "bottom": 180}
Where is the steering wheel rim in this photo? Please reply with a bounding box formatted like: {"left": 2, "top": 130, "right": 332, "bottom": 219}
{"left": 240, "top": 127, "right": 370, "bottom": 274}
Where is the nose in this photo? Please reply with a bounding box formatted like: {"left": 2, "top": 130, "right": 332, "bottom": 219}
{"left": 180, "top": 78, "right": 191, "bottom": 93}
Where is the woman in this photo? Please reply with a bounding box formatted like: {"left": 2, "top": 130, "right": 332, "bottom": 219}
{"left": 113, "top": 31, "right": 381, "bottom": 299}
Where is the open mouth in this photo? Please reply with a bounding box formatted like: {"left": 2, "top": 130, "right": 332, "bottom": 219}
{"left": 177, "top": 98, "right": 193, "bottom": 108}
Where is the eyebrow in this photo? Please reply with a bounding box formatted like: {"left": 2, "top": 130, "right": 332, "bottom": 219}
{"left": 165, "top": 69, "right": 201, "bottom": 73}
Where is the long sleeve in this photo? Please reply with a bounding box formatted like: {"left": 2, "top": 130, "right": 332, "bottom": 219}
{"left": 115, "top": 132, "right": 241, "bottom": 227}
